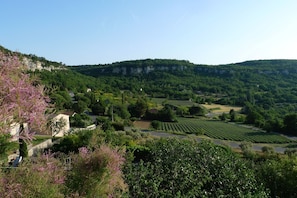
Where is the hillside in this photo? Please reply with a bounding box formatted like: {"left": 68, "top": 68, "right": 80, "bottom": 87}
{"left": 70, "top": 58, "right": 297, "bottom": 76}
{"left": 1, "top": 45, "right": 297, "bottom": 135}
{"left": 70, "top": 58, "right": 297, "bottom": 105}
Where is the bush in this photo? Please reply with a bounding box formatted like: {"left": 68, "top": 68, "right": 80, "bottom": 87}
{"left": 66, "top": 145, "right": 127, "bottom": 197}
{"left": 0, "top": 152, "right": 65, "bottom": 198}
{"left": 151, "top": 120, "right": 161, "bottom": 130}
{"left": 124, "top": 138, "right": 268, "bottom": 197}
{"left": 112, "top": 122, "right": 124, "bottom": 131}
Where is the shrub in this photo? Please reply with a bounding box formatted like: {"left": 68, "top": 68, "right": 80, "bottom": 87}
{"left": 151, "top": 120, "right": 161, "bottom": 130}
{"left": 0, "top": 151, "right": 65, "bottom": 198}
{"left": 66, "top": 145, "right": 127, "bottom": 197}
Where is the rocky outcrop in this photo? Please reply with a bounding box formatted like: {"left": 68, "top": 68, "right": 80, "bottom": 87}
{"left": 22, "top": 57, "right": 64, "bottom": 71}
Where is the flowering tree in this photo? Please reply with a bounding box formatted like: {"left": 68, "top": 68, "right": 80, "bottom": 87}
{"left": 0, "top": 51, "right": 48, "bottom": 140}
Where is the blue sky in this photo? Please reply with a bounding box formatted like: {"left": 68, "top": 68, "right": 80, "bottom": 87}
{"left": 1, "top": 0, "right": 297, "bottom": 65}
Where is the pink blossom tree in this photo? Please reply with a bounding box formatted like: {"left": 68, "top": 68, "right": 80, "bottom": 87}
{"left": 0, "top": 51, "right": 49, "bottom": 140}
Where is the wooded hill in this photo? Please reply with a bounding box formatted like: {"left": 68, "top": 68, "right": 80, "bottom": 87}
{"left": 70, "top": 59, "right": 297, "bottom": 135}
{"left": 70, "top": 58, "right": 297, "bottom": 107}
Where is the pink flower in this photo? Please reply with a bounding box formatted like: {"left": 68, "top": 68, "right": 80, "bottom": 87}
{"left": 0, "top": 51, "right": 49, "bottom": 140}
{"left": 78, "top": 147, "right": 89, "bottom": 158}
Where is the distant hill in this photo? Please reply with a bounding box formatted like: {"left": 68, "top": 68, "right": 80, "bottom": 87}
{"left": 70, "top": 58, "right": 297, "bottom": 77}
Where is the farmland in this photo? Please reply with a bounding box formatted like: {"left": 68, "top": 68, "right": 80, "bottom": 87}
{"left": 201, "top": 103, "right": 242, "bottom": 113}
{"left": 160, "top": 118, "right": 292, "bottom": 144}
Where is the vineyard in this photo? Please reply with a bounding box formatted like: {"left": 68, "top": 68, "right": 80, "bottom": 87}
{"left": 160, "top": 118, "right": 292, "bottom": 143}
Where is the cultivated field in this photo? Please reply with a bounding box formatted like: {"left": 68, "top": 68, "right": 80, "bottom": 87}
{"left": 151, "top": 98, "right": 197, "bottom": 106}
{"left": 160, "top": 118, "right": 292, "bottom": 144}
{"left": 201, "top": 104, "right": 242, "bottom": 113}
{"left": 151, "top": 98, "right": 242, "bottom": 114}
{"left": 133, "top": 121, "right": 151, "bottom": 129}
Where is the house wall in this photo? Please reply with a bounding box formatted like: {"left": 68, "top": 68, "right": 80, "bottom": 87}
{"left": 28, "top": 139, "right": 53, "bottom": 157}
{"left": 52, "top": 114, "right": 70, "bottom": 137}
{"left": 9, "top": 123, "right": 20, "bottom": 141}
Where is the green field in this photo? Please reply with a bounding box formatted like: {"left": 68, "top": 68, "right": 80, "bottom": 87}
{"left": 151, "top": 98, "right": 197, "bottom": 106}
{"left": 161, "top": 118, "right": 292, "bottom": 144}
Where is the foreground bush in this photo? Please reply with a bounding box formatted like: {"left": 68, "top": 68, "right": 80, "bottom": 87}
{"left": 0, "top": 152, "right": 65, "bottom": 198}
{"left": 124, "top": 138, "right": 269, "bottom": 197}
{"left": 0, "top": 144, "right": 127, "bottom": 198}
{"left": 65, "top": 145, "right": 127, "bottom": 197}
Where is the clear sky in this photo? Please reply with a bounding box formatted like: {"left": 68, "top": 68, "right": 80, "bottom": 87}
{"left": 1, "top": 0, "right": 297, "bottom": 65}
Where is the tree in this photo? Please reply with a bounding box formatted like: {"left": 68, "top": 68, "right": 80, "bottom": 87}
{"left": 229, "top": 109, "right": 236, "bottom": 122}
{"left": 91, "top": 101, "right": 106, "bottom": 115}
{"left": 72, "top": 100, "right": 87, "bottom": 114}
{"left": 158, "top": 106, "right": 176, "bottom": 122}
{"left": 0, "top": 51, "right": 48, "bottom": 140}
{"left": 114, "top": 104, "right": 131, "bottom": 119}
{"left": 151, "top": 120, "right": 161, "bottom": 130}
{"left": 50, "top": 91, "right": 72, "bottom": 110}
{"left": 283, "top": 113, "right": 297, "bottom": 135}
{"left": 189, "top": 105, "right": 205, "bottom": 116}
{"left": 219, "top": 112, "right": 228, "bottom": 121}
{"left": 257, "top": 156, "right": 297, "bottom": 198}
{"left": 128, "top": 98, "right": 148, "bottom": 118}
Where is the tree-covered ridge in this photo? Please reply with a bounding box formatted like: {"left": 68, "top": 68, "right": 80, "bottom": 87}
{"left": 70, "top": 58, "right": 297, "bottom": 105}
{"left": 71, "top": 58, "right": 297, "bottom": 76}
{"left": 71, "top": 59, "right": 195, "bottom": 76}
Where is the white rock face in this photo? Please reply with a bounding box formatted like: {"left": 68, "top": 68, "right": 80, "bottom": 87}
{"left": 22, "top": 57, "right": 63, "bottom": 71}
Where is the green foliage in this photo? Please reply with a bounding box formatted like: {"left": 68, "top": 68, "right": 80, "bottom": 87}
{"left": 114, "top": 104, "right": 131, "bottom": 119}
{"left": 111, "top": 122, "right": 124, "bottom": 131}
{"left": 283, "top": 113, "right": 297, "bottom": 135}
{"left": 128, "top": 98, "right": 148, "bottom": 118}
{"left": 189, "top": 105, "right": 206, "bottom": 116}
{"left": 19, "top": 139, "right": 28, "bottom": 158}
{"left": 72, "top": 100, "right": 87, "bottom": 114}
{"left": 50, "top": 91, "right": 73, "bottom": 110}
{"left": 151, "top": 120, "right": 161, "bottom": 130}
{"left": 91, "top": 101, "right": 106, "bottom": 115}
{"left": 229, "top": 109, "right": 236, "bottom": 122}
{"left": 0, "top": 134, "right": 18, "bottom": 161}
{"left": 261, "top": 146, "right": 275, "bottom": 155}
{"left": 124, "top": 138, "right": 268, "bottom": 197}
{"left": 51, "top": 130, "right": 94, "bottom": 154}
{"left": 96, "top": 116, "right": 112, "bottom": 131}
{"left": 239, "top": 142, "right": 255, "bottom": 159}
{"left": 256, "top": 156, "right": 297, "bottom": 198}
{"left": 219, "top": 112, "right": 228, "bottom": 121}
{"left": 70, "top": 113, "right": 92, "bottom": 128}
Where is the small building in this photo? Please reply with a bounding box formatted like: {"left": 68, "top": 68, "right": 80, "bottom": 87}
{"left": 51, "top": 114, "right": 70, "bottom": 137}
